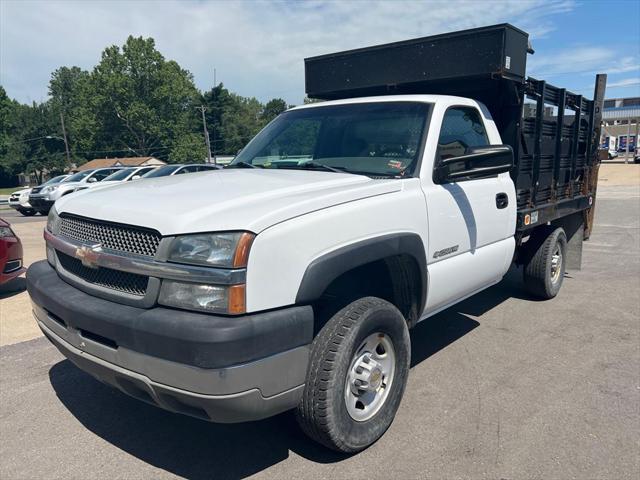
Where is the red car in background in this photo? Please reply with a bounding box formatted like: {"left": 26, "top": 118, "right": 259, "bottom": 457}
{"left": 0, "top": 218, "right": 26, "bottom": 285}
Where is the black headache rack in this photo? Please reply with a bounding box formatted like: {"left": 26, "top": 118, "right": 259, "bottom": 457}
{"left": 305, "top": 24, "right": 607, "bottom": 236}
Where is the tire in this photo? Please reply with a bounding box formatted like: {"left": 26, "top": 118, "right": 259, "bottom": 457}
{"left": 296, "top": 297, "right": 410, "bottom": 453}
{"left": 523, "top": 227, "right": 567, "bottom": 299}
{"left": 19, "top": 209, "right": 36, "bottom": 217}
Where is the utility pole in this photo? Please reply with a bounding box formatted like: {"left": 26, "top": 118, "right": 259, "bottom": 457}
{"left": 625, "top": 115, "right": 631, "bottom": 164}
{"left": 212, "top": 67, "right": 217, "bottom": 164}
{"left": 59, "top": 111, "right": 71, "bottom": 165}
{"left": 197, "top": 105, "right": 213, "bottom": 164}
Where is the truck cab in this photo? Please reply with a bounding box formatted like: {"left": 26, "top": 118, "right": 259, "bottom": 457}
{"left": 26, "top": 24, "right": 605, "bottom": 453}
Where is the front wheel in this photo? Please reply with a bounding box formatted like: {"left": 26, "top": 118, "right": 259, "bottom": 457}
{"left": 19, "top": 208, "right": 36, "bottom": 217}
{"left": 296, "top": 297, "right": 410, "bottom": 453}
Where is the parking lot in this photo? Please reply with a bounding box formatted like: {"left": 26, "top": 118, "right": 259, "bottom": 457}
{"left": 0, "top": 164, "right": 638, "bottom": 479}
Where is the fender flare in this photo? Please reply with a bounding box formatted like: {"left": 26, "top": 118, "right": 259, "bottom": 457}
{"left": 295, "top": 233, "right": 428, "bottom": 313}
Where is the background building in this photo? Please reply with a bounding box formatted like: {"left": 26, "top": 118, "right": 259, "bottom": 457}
{"left": 74, "top": 157, "right": 166, "bottom": 172}
{"left": 601, "top": 97, "right": 639, "bottom": 155}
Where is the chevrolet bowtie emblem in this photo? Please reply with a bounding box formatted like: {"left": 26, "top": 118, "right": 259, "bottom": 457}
{"left": 75, "top": 243, "right": 102, "bottom": 269}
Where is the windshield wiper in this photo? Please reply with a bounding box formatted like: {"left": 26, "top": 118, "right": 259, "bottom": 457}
{"left": 346, "top": 169, "right": 402, "bottom": 178}
{"left": 283, "top": 162, "right": 346, "bottom": 173}
{"left": 225, "top": 161, "right": 260, "bottom": 169}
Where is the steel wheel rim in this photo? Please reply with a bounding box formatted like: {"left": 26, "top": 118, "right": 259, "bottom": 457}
{"left": 550, "top": 244, "right": 563, "bottom": 283}
{"left": 344, "top": 332, "right": 396, "bottom": 422}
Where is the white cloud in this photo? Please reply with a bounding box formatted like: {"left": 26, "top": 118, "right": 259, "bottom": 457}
{"left": 607, "top": 77, "right": 640, "bottom": 88}
{"left": 1, "top": 0, "right": 577, "bottom": 104}
{"left": 527, "top": 45, "right": 639, "bottom": 78}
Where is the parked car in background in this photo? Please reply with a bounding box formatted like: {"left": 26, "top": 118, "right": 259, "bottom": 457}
{"left": 7, "top": 188, "right": 35, "bottom": 216}
{"left": 77, "top": 165, "right": 160, "bottom": 192}
{"left": 28, "top": 175, "right": 71, "bottom": 215}
{"left": 27, "top": 167, "right": 125, "bottom": 214}
{"left": 141, "top": 163, "right": 221, "bottom": 178}
{"left": 0, "top": 218, "right": 26, "bottom": 285}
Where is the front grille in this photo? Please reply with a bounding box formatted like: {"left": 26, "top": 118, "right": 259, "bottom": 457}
{"left": 59, "top": 214, "right": 161, "bottom": 257}
{"left": 56, "top": 250, "right": 149, "bottom": 296}
{"left": 31, "top": 187, "right": 42, "bottom": 194}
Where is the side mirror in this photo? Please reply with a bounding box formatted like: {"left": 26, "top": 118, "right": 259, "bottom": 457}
{"left": 131, "top": 175, "right": 141, "bottom": 180}
{"left": 87, "top": 177, "right": 97, "bottom": 183}
{"left": 434, "top": 145, "right": 513, "bottom": 184}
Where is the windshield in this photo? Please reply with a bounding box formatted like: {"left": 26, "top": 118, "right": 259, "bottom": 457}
{"left": 231, "top": 102, "right": 430, "bottom": 177}
{"left": 63, "top": 170, "right": 93, "bottom": 182}
{"left": 103, "top": 169, "right": 134, "bottom": 181}
{"left": 42, "top": 175, "right": 67, "bottom": 186}
{"left": 142, "top": 165, "right": 181, "bottom": 178}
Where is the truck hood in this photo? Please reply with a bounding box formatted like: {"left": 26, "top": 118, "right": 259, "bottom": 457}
{"left": 56, "top": 169, "right": 402, "bottom": 235}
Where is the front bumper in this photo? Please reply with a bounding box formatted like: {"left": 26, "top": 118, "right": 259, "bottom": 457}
{"left": 27, "top": 261, "right": 314, "bottom": 423}
{"left": 7, "top": 200, "right": 29, "bottom": 210}
{"left": 28, "top": 195, "right": 54, "bottom": 211}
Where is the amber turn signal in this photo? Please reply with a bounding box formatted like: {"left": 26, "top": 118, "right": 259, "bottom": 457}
{"left": 228, "top": 284, "right": 246, "bottom": 314}
{"left": 233, "top": 232, "right": 255, "bottom": 268}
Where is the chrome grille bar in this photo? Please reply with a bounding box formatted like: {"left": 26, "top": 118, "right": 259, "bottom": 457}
{"left": 59, "top": 214, "right": 161, "bottom": 257}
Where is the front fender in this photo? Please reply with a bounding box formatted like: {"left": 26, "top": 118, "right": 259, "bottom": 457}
{"left": 295, "top": 233, "right": 427, "bottom": 313}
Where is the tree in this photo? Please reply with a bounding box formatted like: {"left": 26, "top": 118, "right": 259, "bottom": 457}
{"left": 87, "top": 36, "right": 202, "bottom": 162}
{"left": 0, "top": 87, "right": 66, "bottom": 184}
{"left": 48, "top": 66, "right": 90, "bottom": 164}
{"left": 220, "top": 94, "right": 264, "bottom": 154}
{"left": 203, "top": 83, "right": 235, "bottom": 157}
{"left": 168, "top": 133, "right": 208, "bottom": 163}
{"left": 262, "top": 98, "right": 287, "bottom": 123}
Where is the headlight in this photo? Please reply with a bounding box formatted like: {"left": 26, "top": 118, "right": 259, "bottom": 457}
{"left": 47, "top": 207, "right": 60, "bottom": 234}
{"left": 159, "top": 281, "right": 246, "bottom": 314}
{"left": 168, "top": 232, "right": 254, "bottom": 268}
{"left": 0, "top": 226, "right": 14, "bottom": 238}
{"left": 42, "top": 185, "right": 57, "bottom": 194}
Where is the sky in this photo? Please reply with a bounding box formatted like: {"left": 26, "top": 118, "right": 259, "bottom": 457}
{"left": 1, "top": 0, "right": 639, "bottom": 106}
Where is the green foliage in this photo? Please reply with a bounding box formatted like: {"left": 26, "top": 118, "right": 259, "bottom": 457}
{"left": 168, "top": 133, "right": 208, "bottom": 163}
{"left": 0, "top": 86, "right": 67, "bottom": 184}
{"left": 87, "top": 36, "right": 202, "bottom": 161}
{"left": 263, "top": 98, "right": 287, "bottom": 123}
{"left": 0, "top": 35, "right": 299, "bottom": 186}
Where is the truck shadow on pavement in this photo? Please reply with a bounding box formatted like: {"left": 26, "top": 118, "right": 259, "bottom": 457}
{"left": 0, "top": 276, "right": 26, "bottom": 299}
{"left": 47, "top": 270, "right": 531, "bottom": 480}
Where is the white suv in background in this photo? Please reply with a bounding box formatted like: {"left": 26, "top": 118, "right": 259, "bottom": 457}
{"left": 28, "top": 167, "right": 125, "bottom": 213}
{"left": 77, "top": 166, "right": 160, "bottom": 192}
{"left": 7, "top": 187, "right": 36, "bottom": 216}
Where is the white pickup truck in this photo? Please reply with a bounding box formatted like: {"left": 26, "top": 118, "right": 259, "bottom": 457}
{"left": 27, "top": 24, "right": 605, "bottom": 452}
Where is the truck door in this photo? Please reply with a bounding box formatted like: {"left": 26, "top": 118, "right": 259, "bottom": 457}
{"left": 422, "top": 105, "right": 516, "bottom": 316}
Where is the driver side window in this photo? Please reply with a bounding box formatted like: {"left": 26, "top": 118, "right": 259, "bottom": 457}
{"left": 437, "top": 107, "right": 489, "bottom": 161}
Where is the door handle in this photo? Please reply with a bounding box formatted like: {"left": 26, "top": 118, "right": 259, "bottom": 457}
{"left": 496, "top": 193, "right": 509, "bottom": 209}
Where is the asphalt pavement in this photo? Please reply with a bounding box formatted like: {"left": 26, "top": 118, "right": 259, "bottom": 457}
{"left": 0, "top": 207, "right": 48, "bottom": 224}
{"left": 0, "top": 184, "right": 638, "bottom": 479}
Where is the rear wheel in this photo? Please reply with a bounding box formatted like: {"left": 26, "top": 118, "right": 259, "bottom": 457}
{"left": 523, "top": 227, "right": 567, "bottom": 299}
{"left": 296, "top": 297, "right": 410, "bottom": 453}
